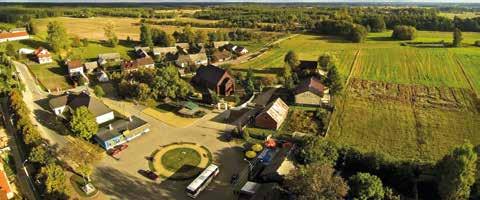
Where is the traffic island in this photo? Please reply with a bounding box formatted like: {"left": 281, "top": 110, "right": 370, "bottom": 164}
{"left": 151, "top": 142, "right": 212, "bottom": 180}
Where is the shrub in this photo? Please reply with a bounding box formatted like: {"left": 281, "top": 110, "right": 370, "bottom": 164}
{"left": 392, "top": 25, "right": 417, "bottom": 40}
{"left": 349, "top": 25, "right": 368, "bottom": 43}
{"left": 93, "top": 85, "right": 105, "bottom": 97}
{"left": 475, "top": 40, "right": 480, "bottom": 47}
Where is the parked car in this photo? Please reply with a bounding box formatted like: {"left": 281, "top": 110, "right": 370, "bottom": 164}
{"left": 107, "top": 144, "right": 128, "bottom": 156}
{"left": 138, "top": 169, "right": 158, "bottom": 180}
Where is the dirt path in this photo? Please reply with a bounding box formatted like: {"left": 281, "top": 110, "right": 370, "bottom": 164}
{"left": 453, "top": 54, "right": 478, "bottom": 97}
{"left": 325, "top": 49, "right": 361, "bottom": 137}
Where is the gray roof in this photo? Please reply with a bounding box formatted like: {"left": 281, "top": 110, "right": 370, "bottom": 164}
{"left": 49, "top": 92, "right": 113, "bottom": 117}
{"left": 95, "top": 116, "right": 148, "bottom": 141}
{"left": 84, "top": 62, "right": 98, "bottom": 70}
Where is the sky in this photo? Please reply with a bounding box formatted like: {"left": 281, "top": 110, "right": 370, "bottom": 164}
{"left": 0, "top": 0, "right": 479, "bottom": 3}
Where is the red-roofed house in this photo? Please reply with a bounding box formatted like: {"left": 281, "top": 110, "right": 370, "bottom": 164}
{"left": 33, "top": 47, "right": 53, "bottom": 64}
{"left": 293, "top": 77, "right": 330, "bottom": 106}
{"left": 0, "top": 167, "right": 14, "bottom": 199}
{"left": 0, "top": 29, "right": 29, "bottom": 43}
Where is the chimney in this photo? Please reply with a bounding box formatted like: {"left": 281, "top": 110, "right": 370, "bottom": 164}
{"left": 108, "top": 124, "right": 113, "bottom": 130}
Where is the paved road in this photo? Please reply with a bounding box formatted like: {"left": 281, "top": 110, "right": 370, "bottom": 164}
{"left": 13, "top": 61, "right": 68, "bottom": 148}
{"left": 0, "top": 99, "right": 39, "bottom": 200}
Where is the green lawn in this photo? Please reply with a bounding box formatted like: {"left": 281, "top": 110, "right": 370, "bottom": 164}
{"left": 29, "top": 62, "right": 71, "bottom": 91}
{"left": 160, "top": 148, "right": 201, "bottom": 172}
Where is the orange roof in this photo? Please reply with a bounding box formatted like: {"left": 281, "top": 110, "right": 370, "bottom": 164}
{"left": 0, "top": 31, "right": 28, "bottom": 40}
{"left": 0, "top": 170, "right": 11, "bottom": 199}
{"left": 34, "top": 47, "right": 51, "bottom": 58}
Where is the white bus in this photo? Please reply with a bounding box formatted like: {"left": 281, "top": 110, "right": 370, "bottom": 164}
{"left": 186, "top": 164, "right": 220, "bottom": 198}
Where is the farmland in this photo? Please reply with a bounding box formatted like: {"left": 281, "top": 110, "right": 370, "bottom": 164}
{"left": 236, "top": 29, "right": 480, "bottom": 162}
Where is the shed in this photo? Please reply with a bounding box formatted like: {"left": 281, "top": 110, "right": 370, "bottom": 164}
{"left": 254, "top": 98, "right": 289, "bottom": 130}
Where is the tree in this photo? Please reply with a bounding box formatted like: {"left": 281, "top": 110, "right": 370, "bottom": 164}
{"left": 286, "top": 164, "right": 348, "bottom": 200}
{"left": 453, "top": 28, "right": 463, "bottom": 47}
{"left": 26, "top": 20, "right": 37, "bottom": 35}
{"left": 139, "top": 23, "right": 153, "bottom": 47}
{"left": 437, "top": 142, "right": 477, "bottom": 200}
{"left": 318, "top": 53, "right": 337, "bottom": 71}
{"left": 93, "top": 85, "right": 105, "bottom": 97}
{"left": 368, "top": 16, "right": 386, "bottom": 33}
{"left": 195, "top": 30, "right": 208, "bottom": 44}
{"left": 326, "top": 65, "right": 343, "bottom": 95}
{"left": 71, "top": 35, "right": 81, "bottom": 48}
{"left": 349, "top": 25, "right": 368, "bottom": 43}
{"left": 348, "top": 172, "right": 385, "bottom": 200}
{"left": 70, "top": 106, "right": 98, "bottom": 140}
{"left": 37, "top": 163, "right": 67, "bottom": 199}
{"left": 136, "top": 83, "right": 151, "bottom": 101}
{"left": 104, "top": 22, "right": 118, "bottom": 47}
{"left": 5, "top": 44, "right": 16, "bottom": 57}
{"left": 29, "top": 145, "right": 54, "bottom": 165}
{"left": 152, "top": 29, "right": 175, "bottom": 47}
{"left": 152, "top": 65, "right": 192, "bottom": 99}
{"left": 60, "top": 139, "right": 103, "bottom": 184}
{"left": 391, "top": 25, "right": 417, "bottom": 40}
{"left": 183, "top": 25, "right": 196, "bottom": 43}
{"left": 298, "top": 137, "right": 338, "bottom": 165}
{"left": 284, "top": 50, "right": 300, "bottom": 70}
{"left": 46, "top": 21, "right": 69, "bottom": 52}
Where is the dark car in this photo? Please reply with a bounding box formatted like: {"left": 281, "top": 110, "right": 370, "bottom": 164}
{"left": 107, "top": 144, "right": 129, "bottom": 156}
{"left": 138, "top": 169, "right": 158, "bottom": 180}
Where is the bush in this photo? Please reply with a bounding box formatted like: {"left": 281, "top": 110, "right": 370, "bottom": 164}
{"left": 475, "top": 40, "right": 480, "bottom": 47}
{"left": 93, "top": 85, "right": 105, "bottom": 97}
{"left": 392, "top": 25, "right": 417, "bottom": 40}
{"left": 349, "top": 25, "right": 368, "bottom": 43}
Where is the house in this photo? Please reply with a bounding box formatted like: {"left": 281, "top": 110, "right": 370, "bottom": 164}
{"left": 134, "top": 46, "right": 150, "bottom": 52}
{"left": 136, "top": 48, "right": 149, "bottom": 58}
{"left": 97, "top": 70, "right": 109, "bottom": 82}
{"left": 213, "top": 41, "right": 229, "bottom": 48}
{"left": 234, "top": 46, "right": 248, "bottom": 55}
{"left": 175, "top": 53, "right": 208, "bottom": 68}
{"left": 192, "top": 65, "right": 235, "bottom": 96}
{"left": 98, "top": 53, "right": 121, "bottom": 65}
{"left": 49, "top": 91, "right": 115, "bottom": 124}
{"left": 94, "top": 116, "right": 150, "bottom": 150}
{"left": 67, "top": 60, "right": 84, "bottom": 75}
{"left": 298, "top": 60, "right": 326, "bottom": 76}
{"left": 223, "top": 43, "right": 237, "bottom": 51}
{"left": 176, "top": 43, "right": 190, "bottom": 49}
{"left": 0, "top": 28, "right": 29, "bottom": 43}
{"left": 293, "top": 77, "right": 329, "bottom": 106}
{"left": 33, "top": 47, "right": 53, "bottom": 64}
{"left": 211, "top": 50, "right": 232, "bottom": 63}
{"left": 84, "top": 61, "right": 99, "bottom": 74}
{"left": 121, "top": 57, "right": 155, "bottom": 72}
{"left": 0, "top": 167, "right": 13, "bottom": 199}
{"left": 153, "top": 47, "right": 177, "bottom": 56}
{"left": 254, "top": 98, "right": 289, "bottom": 130}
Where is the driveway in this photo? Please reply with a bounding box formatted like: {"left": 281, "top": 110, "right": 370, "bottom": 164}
{"left": 93, "top": 98, "right": 247, "bottom": 200}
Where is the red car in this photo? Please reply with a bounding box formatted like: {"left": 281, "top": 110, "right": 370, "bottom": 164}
{"left": 107, "top": 144, "right": 128, "bottom": 156}
{"left": 138, "top": 169, "right": 158, "bottom": 180}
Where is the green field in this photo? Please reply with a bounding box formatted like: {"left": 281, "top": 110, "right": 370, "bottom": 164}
{"left": 29, "top": 62, "right": 71, "bottom": 91}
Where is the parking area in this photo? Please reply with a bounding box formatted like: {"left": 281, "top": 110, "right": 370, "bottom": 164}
{"left": 92, "top": 98, "right": 247, "bottom": 200}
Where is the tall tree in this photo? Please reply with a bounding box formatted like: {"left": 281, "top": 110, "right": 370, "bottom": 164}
{"left": 349, "top": 25, "right": 368, "bottom": 43}
{"left": 368, "top": 16, "right": 386, "bottom": 33}
{"left": 391, "top": 25, "right": 417, "bottom": 40}
{"left": 453, "top": 28, "right": 463, "bottom": 47}
{"left": 286, "top": 164, "right": 349, "bottom": 200}
{"left": 326, "top": 65, "right": 344, "bottom": 95}
{"left": 37, "top": 163, "right": 67, "bottom": 199}
{"left": 298, "top": 137, "right": 338, "bottom": 165}
{"left": 139, "top": 23, "right": 153, "bottom": 47}
{"left": 437, "top": 142, "right": 477, "bottom": 200}
{"left": 70, "top": 106, "right": 98, "bottom": 140}
{"left": 284, "top": 50, "right": 300, "bottom": 70}
{"left": 46, "top": 21, "right": 69, "bottom": 52}
{"left": 348, "top": 172, "right": 385, "bottom": 200}
{"left": 318, "top": 53, "right": 337, "bottom": 71}
{"left": 195, "top": 30, "right": 208, "bottom": 44}
{"left": 183, "top": 25, "right": 196, "bottom": 43}
{"left": 104, "top": 22, "right": 118, "bottom": 47}
{"left": 60, "top": 139, "right": 103, "bottom": 184}
{"left": 5, "top": 43, "right": 16, "bottom": 57}
{"left": 152, "top": 65, "right": 192, "bottom": 99}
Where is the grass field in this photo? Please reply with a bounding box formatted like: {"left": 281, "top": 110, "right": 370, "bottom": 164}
{"left": 29, "top": 62, "right": 71, "bottom": 91}
{"left": 439, "top": 12, "right": 480, "bottom": 19}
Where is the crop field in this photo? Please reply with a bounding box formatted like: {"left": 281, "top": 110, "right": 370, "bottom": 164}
{"left": 449, "top": 48, "right": 480, "bottom": 94}
{"left": 328, "top": 79, "right": 480, "bottom": 162}
{"left": 439, "top": 12, "right": 480, "bottom": 19}
{"left": 33, "top": 17, "right": 221, "bottom": 41}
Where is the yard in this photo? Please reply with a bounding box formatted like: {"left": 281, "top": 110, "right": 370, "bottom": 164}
{"left": 28, "top": 62, "right": 72, "bottom": 91}
{"left": 142, "top": 107, "right": 201, "bottom": 128}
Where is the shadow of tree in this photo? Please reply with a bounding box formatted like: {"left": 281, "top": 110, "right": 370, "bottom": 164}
{"left": 18, "top": 39, "right": 50, "bottom": 49}
{"left": 234, "top": 67, "right": 282, "bottom": 75}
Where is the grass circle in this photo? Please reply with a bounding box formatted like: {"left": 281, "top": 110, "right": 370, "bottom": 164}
{"left": 161, "top": 148, "right": 201, "bottom": 172}
{"left": 150, "top": 143, "right": 212, "bottom": 180}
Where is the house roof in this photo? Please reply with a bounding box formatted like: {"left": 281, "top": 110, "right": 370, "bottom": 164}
{"left": 84, "top": 61, "right": 98, "bottom": 70}
{"left": 49, "top": 91, "right": 113, "bottom": 117}
{"left": 235, "top": 46, "right": 247, "bottom": 53}
{"left": 212, "top": 50, "right": 231, "bottom": 61}
{"left": 176, "top": 43, "right": 190, "bottom": 49}
{"left": 260, "top": 98, "right": 289, "bottom": 128}
{"left": 0, "top": 169, "right": 11, "bottom": 198}
{"left": 134, "top": 46, "right": 150, "bottom": 52}
{"left": 193, "top": 65, "right": 228, "bottom": 86}
{"left": 252, "top": 88, "right": 278, "bottom": 107}
{"left": 153, "top": 47, "right": 177, "bottom": 55}
{"left": 298, "top": 60, "right": 318, "bottom": 70}
{"left": 213, "top": 41, "right": 229, "bottom": 48}
{"left": 67, "top": 60, "right": 83, "bottom": 69}
{"left": 293, "top": 77, "right": 325, "bottom": 97}
{"left": 34, "top": 47, "right": 50, "bottom": 58}
{"left": 121, "top": 57, "right": 154, "bottom": 70}
{"left": 0, "top": 30, "right": 28, "bottom": 39}
{"left": 95, "top": 116, "right": 148, "bottom": 141}
{"left": 177, "top": 53, "right": 208, "bottom": 64}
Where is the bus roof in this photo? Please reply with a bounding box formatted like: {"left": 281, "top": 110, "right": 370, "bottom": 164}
{"left": 187, "top": 164, "right": 219, "bottom": 191}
